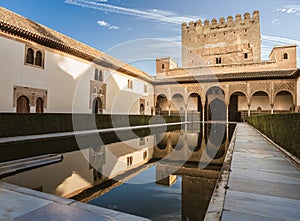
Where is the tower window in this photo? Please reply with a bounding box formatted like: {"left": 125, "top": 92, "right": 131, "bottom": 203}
{"left": 128, "top": 79, "right": 133, "bottom": 89}
{"left": 244, "top": 53, "right": 248, "bottom": 59}
{"left": 25, "top": 46, "right": 44, "bottom": 68}
{"left": 26, "top": 48, "right": 34, "bottom": 65}
{"left": 283, "top": 53, "right": 288, "bottom": 60}
{"left": 162, "top": 64, "right": 165, "bottom": 69}
{"left": 94, "top": 69, "right": 99, "bottom": 81}
{"left": 35, "top": 51, "right": 42, "bottom": 66}
{"left": 94, "top": 69, "right": 103, "bottom": 81}
{"left": 216, "top": 57, "right": 222, "bottom": 64}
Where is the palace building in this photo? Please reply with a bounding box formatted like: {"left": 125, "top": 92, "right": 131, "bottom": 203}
{"left": 0, "top": 7, "right": 299, "bottom": 122}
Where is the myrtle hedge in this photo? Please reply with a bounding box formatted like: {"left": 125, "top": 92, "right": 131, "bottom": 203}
{"left": 0, "top": 113, "right": 182, "bottom": 138}
{"left": 247, "top": 113, "right": 300, "bottom": 158}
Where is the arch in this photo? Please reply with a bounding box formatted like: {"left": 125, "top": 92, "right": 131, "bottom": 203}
{"left": 283, "top": 53, "right": 288, "bottom": 60}
{"left": 229, "top": 91, "right": 247, "bottom": 122}
{"left": 17, "top": 95, "right": 30, "bottom": 113}
{"left": 206, "top": 86, "right": 225, "bottom": 96}
{"left": 205, "top": 86, "right": 226, "bottom": 121}
{"left": 251, "top": 91, "right": 270, "bottom": 112}
{"left": 36, "top": 97, "right": 44, "bottom": 113}
{"left": 140, "top": 103, "right": 145, "bottom": 115}
{"left": 35, "top": 51, "right": 42, "bottom": 66}
{"left": 274, "top": 91, "right": 294, "bottom": 112}
{"left": 156, "top": 94, "right": 168, "bottom": 115}
{"left": 187, "top": 93, "right": 202, "bottom": 112}
{"left": 26, "top": 48, "right": 34, "bottom": 64}
{"left": 92, "top": 97, "right": 103, "bottom": 114}
{"left": 170, "top": 93, "right": 184, "bottom": 113}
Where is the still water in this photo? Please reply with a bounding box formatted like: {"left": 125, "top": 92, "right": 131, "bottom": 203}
{"left": 2, "top": 123, "right": 235, "bottom": 221}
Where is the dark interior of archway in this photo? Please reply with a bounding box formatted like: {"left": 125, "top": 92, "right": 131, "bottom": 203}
{"left": 206, "top": 98, "right": 226, "bottom": 121}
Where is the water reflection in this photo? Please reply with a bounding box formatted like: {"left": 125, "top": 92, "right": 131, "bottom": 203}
{"left": 1, "top": 123, "right": 235, "bottom": 221}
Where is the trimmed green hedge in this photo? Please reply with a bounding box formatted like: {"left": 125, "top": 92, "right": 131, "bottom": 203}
{"left": 0, "top": 113, "right": 182, "bottom": 138}
{"left": 247, "top": 113, "right": 300, "bottom": 158}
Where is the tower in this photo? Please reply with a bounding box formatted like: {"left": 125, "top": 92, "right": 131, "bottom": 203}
{"left": 181, "top": 11, "right": 261, "bottom": 67}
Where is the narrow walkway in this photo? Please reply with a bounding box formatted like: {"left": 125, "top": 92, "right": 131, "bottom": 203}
{"left": 222, "top": 124, "right": 300, "bottom": 221}
{"left": 0, "top": 181, "right": 149, "bottom": 220}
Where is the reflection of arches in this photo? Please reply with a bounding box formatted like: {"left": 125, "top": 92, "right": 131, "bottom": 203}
{"left": 206, "top": 124, "right": 226, "bottom": 159}
{"left": 156, "top": 94, "right": 168, "bottom": 115}
{"left": 17, "top": 96, "right": 30, "bottom": 113}
{"left": 274, "top": 91, "right": 293, "bottom": 112}
{"left": 170, "top": 94, "right": 184, "bottom": 113}
{"left": 229, "top": 92, "right": 247, "bottom": 122}
{"left": 36, "top": 97, "right": 44, "bottom": 113}
{"left": 140, "top": 103, "right": 145, "bottom": 115}
{"left": 156, "top": 134, "right": 168, "bottom": 150}
{"left": 205, "top": 87, "right": 226, "bottom": 121}
{"left": 188, "top": 132, "right": 202, "bottom": 152}
{"left": 170, "top": 131, "right": 184, "bottom": 151}
{"left": 92, "top": 98, "right": 103, "bottom": 114}
{"left": 251, "top": 91, "right": 269, "bottom": 112}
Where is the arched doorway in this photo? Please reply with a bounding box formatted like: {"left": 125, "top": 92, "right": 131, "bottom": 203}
{"left": 188, "top": 93, "right": 202, "bottom": 121}
{"left": 140, "top": 103, "right": 145, "bottom": 115}
{"left": 170, "top": 93, "right": 184, "bottom": 115}
{"left": 229, "top": 92, "right": 247, "bottom": 122}
{"left": 36, "top": 97, "right": 44, "bottom": 113}
{"left": 17, "top": 96, "right": 30, "bottom": 113}
{"left": 251, "top": 91, "right": 269, "bottom": 114}
{"left": 156, "top": 94, "right": 168, "bottom": 115}
{"left": 274, "top": 91, "right": 294, "bottom": 113}
{"left": 205, "top": 87, "right": 226, "bottom": 121}
{"left": 92, "top": 98, "right": 103, "bottom": 114}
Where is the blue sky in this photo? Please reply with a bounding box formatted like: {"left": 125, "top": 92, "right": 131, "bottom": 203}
{"left": 1, "top": 0, "right": 300, "bottom": 74}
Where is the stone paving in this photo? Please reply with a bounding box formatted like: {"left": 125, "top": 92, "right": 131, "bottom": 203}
{"left": 222, "top": 124, "right": 300, "bottom": 221}
{"left": 0, "top": 181, "right": 149, "bottom": 221}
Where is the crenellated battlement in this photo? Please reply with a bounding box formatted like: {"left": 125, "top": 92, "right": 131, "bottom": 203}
{"left": 182, "top": 10, "right": 259, "bottom": 31}
{"left": 182, "top": 10, "right": 261, "bottom": 67}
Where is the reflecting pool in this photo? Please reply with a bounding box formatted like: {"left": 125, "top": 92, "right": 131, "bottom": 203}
{"left": 1, "top": 123, "right": 235, "bottom": 220}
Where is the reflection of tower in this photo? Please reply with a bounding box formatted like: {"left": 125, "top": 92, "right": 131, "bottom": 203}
{"left": 182, "top": 175, "right": 217, "bottom": 221}
{"left": 156, "top": 165, "right": 177, "bottom": 187}
{"left": 89, "top": 146, "right": 106, "bottom": 182}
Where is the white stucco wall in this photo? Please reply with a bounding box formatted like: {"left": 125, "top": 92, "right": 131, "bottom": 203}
{"left": 0, "top": 35, "right": 154, "bottom": 115}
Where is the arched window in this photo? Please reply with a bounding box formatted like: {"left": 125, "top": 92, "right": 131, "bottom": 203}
{"left": 26, "top": 48, "right": 34, "bottom": 64}
{"left": 99, "top": 70, "right": 103, "bottom": 81}
{"left": 35, "top": 51, "right": 43, "bottom": 66}
{"left": 17, "top": 96, "right": 30, "bottom": 113}
{"left": 283, "top": 53, "right": 288, "bottom": 60}
{"left": 162, "top": 64, "right": 165, "bottom": 69}
{"left": 94, "top": 69, "right": 99, "bottom": 81}
{"left": 36, "top": 97, "right": 44, "bottom": 113}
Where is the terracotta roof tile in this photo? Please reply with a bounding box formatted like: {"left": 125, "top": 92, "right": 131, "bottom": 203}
{"left": 0, "top": 7, "right": 154, "bottom": 82}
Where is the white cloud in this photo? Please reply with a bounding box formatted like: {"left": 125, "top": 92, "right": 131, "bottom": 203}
{"left": 65, "top": 0, "right": 201, "bottom": 24}
{"left": 97, "top": 20, "right": 119, "bottom": 30}
{"left": 276, "top": 5, "right": 300, "bottom": 15}
{"left": 271, "top": 19, "right": 280, "bottom": 25}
